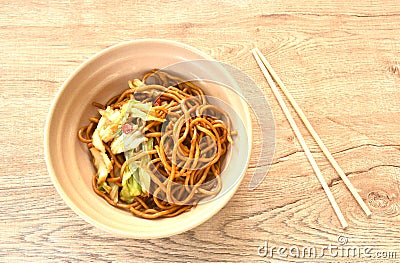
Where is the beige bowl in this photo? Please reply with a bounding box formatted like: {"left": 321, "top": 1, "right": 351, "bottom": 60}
{"left": 45, "top": 39, "right": 252, "bottom": 238}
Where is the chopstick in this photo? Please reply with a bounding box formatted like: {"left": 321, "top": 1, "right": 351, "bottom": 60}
{"left": 253, "top": 48, "right": 372, "bottom": 219}
{"left": 252, "top": 49, "right": 349, "bottom": 229}
{"left": 254, "top": 49, "right": 372, "bottom": 218}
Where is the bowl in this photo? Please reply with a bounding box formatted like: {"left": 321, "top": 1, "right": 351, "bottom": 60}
{"left": 45, "top": 39, "right": 252, "bottom": 238}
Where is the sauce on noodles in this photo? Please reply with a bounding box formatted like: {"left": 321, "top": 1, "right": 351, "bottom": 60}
{"left": 78, "top": 70, "right": 233, "bottom": 219}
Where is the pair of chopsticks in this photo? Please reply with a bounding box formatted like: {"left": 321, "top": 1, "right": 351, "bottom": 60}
{"left": 252, "top": 48, "right": 372, "bottom": 229}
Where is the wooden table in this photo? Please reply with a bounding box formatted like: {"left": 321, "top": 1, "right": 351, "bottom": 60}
{"left": 1, "top": 1, "right": 399, "bottom": 262}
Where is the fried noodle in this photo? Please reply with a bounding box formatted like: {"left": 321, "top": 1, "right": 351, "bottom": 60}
{"left": 78, "top": 70, "right": 233, "bottom": 219}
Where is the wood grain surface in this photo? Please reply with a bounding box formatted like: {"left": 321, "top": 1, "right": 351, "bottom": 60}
{"left": 1, "top": 0, "right": 399, "bottom": 262}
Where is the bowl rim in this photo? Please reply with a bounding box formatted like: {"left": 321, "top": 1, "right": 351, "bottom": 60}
{"left": 44, "top": 39, "right": 253, "bottom": 238}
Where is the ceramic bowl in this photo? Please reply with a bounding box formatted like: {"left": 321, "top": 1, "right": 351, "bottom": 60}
{"left": 45, "top": 39, "right": 252, "bottom": 238}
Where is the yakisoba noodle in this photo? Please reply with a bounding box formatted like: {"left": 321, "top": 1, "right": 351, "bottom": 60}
{"left": 78, "top": 70, "right": 233, "bottom": 219}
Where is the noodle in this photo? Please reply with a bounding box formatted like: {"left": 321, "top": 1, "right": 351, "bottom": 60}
{"left": 78, "top": 70, "right": 233, "bottom": 219}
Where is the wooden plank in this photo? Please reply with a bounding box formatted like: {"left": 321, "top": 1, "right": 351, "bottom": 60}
{"left": 0, "top": 0, "right": 399, "bottom": 262}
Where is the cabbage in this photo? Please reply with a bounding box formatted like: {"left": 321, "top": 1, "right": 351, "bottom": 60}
{"left": 92, "top": 98, "right": 164, "bottom": 154}
{"left": 91, "top": 129, "right": 105, "bottom": 153}
{"left": 138, "top": 138, "right": 153, "bottom": 194}
{"left": 97, "top": 181, "right": 112, "bottom": 193}
{"left": 129, "top": 79, "right": 145, "bottom": 90}
{"left": 109, "top": 183, "right": 119, "bottom": 203}
{"left": 129, "top": 108, "right": 164, "bottom": 123}
{"left": 134, "top": 79, "right": 145, "bottom": 87}
{"left": 89, "top": 92, "right": 164, "bottom": 196}
{"left": 120, "top": 168, "right": 141, "bottom": 203}
{"left": 110, "top": 129, "right": 147, "bottom": 154}
{"left": 119, "top": 138, "right": 154, "bottom": 201}
{"left": 89, "top": 147, "right": 112, "bottom": 184}
{"left": 109, "top": 99, "right": 163, "bottom": 154}
{"left": 97, "top": 106, "right": 123, "bottom": 143}
{"left": 124, "top": 99, "right": 165, "bottom": 123}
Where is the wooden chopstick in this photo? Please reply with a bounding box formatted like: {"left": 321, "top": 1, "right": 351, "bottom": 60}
{"left": 253, "top": 48, "right": 372, "bottom": 219}
{"left": 252, "top": 49, "right": 349, "bottom": 229}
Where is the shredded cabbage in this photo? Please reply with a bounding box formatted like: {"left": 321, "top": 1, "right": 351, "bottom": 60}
{"left": 97, "top": 106, "right": 123, "bottom": 143}
{"left": 89, "top": 92, "right": 164, "bottom": 197}
{"left": 89, "top": 147, "right": 112, "bottom": 184}
{"left": 109, "top": 183, "right": 119, "bottom": 203}
{"left": 97, "top": 181, "right": 112, "bottom": 193}
{"left": 91, "top": 129, "right": 105, "bottom": 153}
{"left": 120, "top": 169, "right": 141, "bottom": 203}
{"left": 124, "top": 99, "right": 165, "bottom": 122}
{"left": 111, "top": 129, "right": 147, "bottom": 155}
{"left": 119, "top": 138, "right": 154, "bottom": 201}
{"left": 124, "top": 138, "right": 153, "bottom": 194}
{"left": 138, "top": 138, "right": 153, "bottom": 194}
{"left": 92, "top": 98, "right": 164, "bottom": 154}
